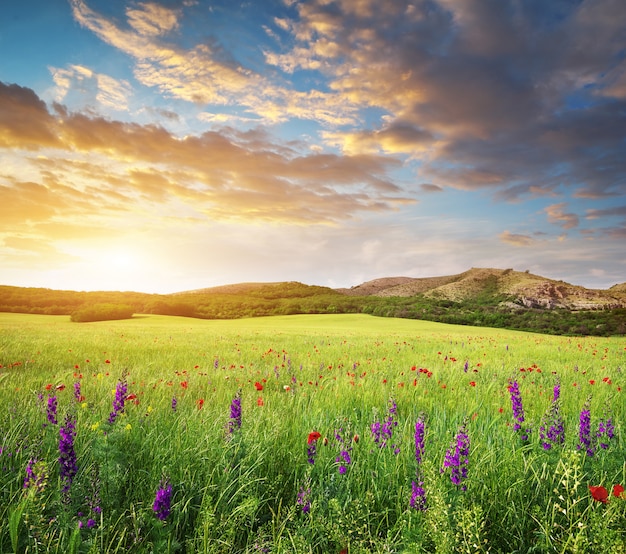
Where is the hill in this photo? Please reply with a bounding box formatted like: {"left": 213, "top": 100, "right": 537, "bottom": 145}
{"left": 1, "top": 269, "right": 625, "bottom": 336}
{"left": 336, "top": 267, "right": 626, "bottom": 310}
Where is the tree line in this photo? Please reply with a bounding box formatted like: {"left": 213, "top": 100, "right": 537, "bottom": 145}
{"left": 0, "top": 284, "right": 624, "bottom": 336}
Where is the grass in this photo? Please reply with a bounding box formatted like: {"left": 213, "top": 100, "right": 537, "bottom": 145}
{"left": 0, "top": 312, "right": 624, "bottom": 553}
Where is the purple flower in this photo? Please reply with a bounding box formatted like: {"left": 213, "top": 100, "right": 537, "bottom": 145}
{"left": 414, "top": 417, "right": 426, "bottom": 465}
{"left": 108, "top": 378, "right": 127, "bottom": 425}
{"left": 171, "top": 396, "right": 177, "bottom": 412}
{"left": 74, "top": 381, "right": 82, "bottom": 402}
{"left": 228, "top": 390, "right": 242, "bottom": 434}
{"left": 508, "top": 380, "right": 530, "bottom": 441}
{"left": 47, "top": 395, "right": 58, "bottom": 425}
{"left": 24, "top": 458, "right": 47, "bottom": 491}
{"left": 307, "top": 441, "right": 317, "bottom": 465}
{"left": 152, "top": 478, "right": 172, "bottom": 521}
{"left": 371, "top": 398, "right": 399, "bottom": 452}
{"left": 410, "top": 479, "right": 427, "bottom": 511}
{"left": 442, "top": 420, "right": 470, "bottom": 491}
{"left": 59, "top": 413, "right": 78, "bottom": 495}
{"left": 540, "top": 379, "right": 565, "bottom": 450}
{"left": 577, "top": 397, "right": 594, "bottom": 457}
{"left": 296, "top": 479, "right": 312, "bottom": 513}
{"left": 334, "top": 428, "right": 352, "bottom": 474}
{"left": 596, "top": 402, "right": 615, "bottom": 450}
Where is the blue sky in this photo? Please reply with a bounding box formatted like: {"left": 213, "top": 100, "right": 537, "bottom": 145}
{"left": 1, "top": 0, "right": 625, "bottom": 293}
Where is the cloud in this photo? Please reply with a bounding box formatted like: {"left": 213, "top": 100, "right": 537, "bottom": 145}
{"left": 126, "top": 2, "right": 180, "bottom": 37}
{"left": 50, "top": 65, "right": 132, "bottom": 111}
{"left": 0, "top": 82, "right": 60, "bottom": 149}
{"left": 499, "top": 230, "right": 536, "bottom": 247}
{"left": 0, "top": 81, "right": 414, "bottom": 230}
{"left": 544, "top": 203, "right": 580, "bottom": 230}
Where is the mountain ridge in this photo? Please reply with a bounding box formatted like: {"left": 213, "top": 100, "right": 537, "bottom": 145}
{"left": 334, "top": 267, "right": 626, "bottom": 310}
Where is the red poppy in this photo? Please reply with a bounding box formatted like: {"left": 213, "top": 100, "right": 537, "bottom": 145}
{"left": 308, "top": 431, "right": 322, "bottom": 444}
{"left": 257, "top": 397, "right": 264, "bottom": 407}
{"left": 613, "top": 484, "right": 625, "bottom": 499}
{"left": 180, "top": 381, "right": 188, "bottom": 389}
{"left": 196, "top": 398, "right": 204, "bottom": 409}
{"left": 254, "top": 382, "right": 263, "bottom": 391}
{"left": 45, "top": 383, "right": 53, "bottom": 390}
{"left": 469, "top": 381, "right": 476, "bottom": 387}
{"left": 56, "top": 384, "right": 66, "bottom": 391}
{"left": 105, "top": 359, "right": 111, "bottom": 364}
{"left": 126, "top": 394, "right": 137, "bottom": 401}
{"left": 589, "top": 485, "right": 609, "bottom": 503}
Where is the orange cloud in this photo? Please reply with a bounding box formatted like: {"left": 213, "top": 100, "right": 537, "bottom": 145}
{"left": 0, "top": 81, "right": 414, "bottom": 233}
{"left": 499, "top": 230, "right": 536, "bottom": 247}
{"left": 544, "top": 203, "right": 580, "bottom": 230}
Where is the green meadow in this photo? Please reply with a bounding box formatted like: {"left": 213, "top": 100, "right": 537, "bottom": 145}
{"left": 0, "top": 312, "right": 624, "bottom": 553}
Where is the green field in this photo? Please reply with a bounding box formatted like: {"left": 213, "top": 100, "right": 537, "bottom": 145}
{"left": 1, "top": 313, "right": 624, "bottom": 553}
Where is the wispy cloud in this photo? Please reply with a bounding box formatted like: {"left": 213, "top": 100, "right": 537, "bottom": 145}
{"left": 499, "top": 230, "right": 536, "bottom": 247}
{"left": 544, "top": 203, "right": 580, "bottom": 230}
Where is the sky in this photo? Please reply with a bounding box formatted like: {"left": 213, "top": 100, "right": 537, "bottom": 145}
{"left": 1, "top": 0, "right": 625, "bottom": 294}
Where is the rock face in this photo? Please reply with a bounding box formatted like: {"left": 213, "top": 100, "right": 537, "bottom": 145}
{"left": 336, "top": 268, "right": 626, "bottom": 310}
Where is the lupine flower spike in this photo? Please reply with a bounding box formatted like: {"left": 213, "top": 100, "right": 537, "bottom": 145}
{"left": 442, "top": 419, "right": 470, "bottom": 491}
{"left": 108, "top": 377, "right": 128, "bottom": 424}
{"left": 153, "top": 478, "right": 173, "bottom": 521}
{"left": 59, "top": 413, "right": 78, "bottom": 497}
{"left": 228, "top": 390, "right": 242, "bottom": 434}
{"left": 508, "top": 380, "right": 530, "bottom": 441}
{"left": 577, "top": 396, "right": 594, "bottom": 457}
{"left": 539, "top": 377, "right": 565, "bottom": 450}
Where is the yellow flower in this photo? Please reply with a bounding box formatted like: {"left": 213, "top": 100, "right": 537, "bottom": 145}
{"left": 125, "top": 424, "right": 132, "bottom": 431}
{"left": 91, "top": 422, "right": 100, "bottom": 431}
{"left": 81, "top": 402, "right": 88, "bottom": 409}
{"left": 147, "top": 406, "right": 153, "bottom": 414}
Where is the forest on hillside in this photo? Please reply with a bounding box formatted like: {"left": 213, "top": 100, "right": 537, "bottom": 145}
{"left": 0, "top": 283, "right": 625, "bottom": 336}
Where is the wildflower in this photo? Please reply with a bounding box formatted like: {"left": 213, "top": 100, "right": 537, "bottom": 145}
{"left": 596, "top": 402, "right": 615, "bottom": 450}
{"left": 296, "top": 478, "right": 312, "bottom": 513}
{"left": 589, "top": 485, "right": 608, "bottom": 503}
{"left": 24, "top": 458, "right": 48, "bottom": 492}
{"left": 108, "top": 377, "right": 127, "bottom": 425}
{"left": 577, "top": 397, "right": 594, "bottom": 457}
{"left": 152, "top": 478, "right": 172, "bottom": 521}
{"left": 613, "top": 484, "right": 625, "bottom": 499}
{"left": 414, "top": 416, "right": 426, "bottom": 465}
{"left": 410, "top": 479, "right": 427, "bottom": 511}
{"left": 196, "top": 398, "right": 204, "bottom": 410}
{"left": 371, "top": 398, "right": 399, "bottom": 452}
{"left": 171, "top": 396, "right": 177, "bottom": 411}
{"left": 508, "top": 380, "right": 530, "bottom": 440}
{"left": 334, "top": 428, "right": 352, "bottom": 474}
{"left": 46, "top": 395, "right": 58, "bottom": 425}
{"left": 228, "top": 390, "right": 242, "bottom": 434}
{"left": 307, "top": 432, "right": 321, "bottom": 464}
{"left": 441, "top": 420, "right": 470, "bottom": 491}
{"left": 59, "top": 413, "right": 78, "bottom": 495}
{"left": 254, "top": 382, "right": 263, "bottom": 391}
{"left": 539, "top": 378, "right": 565, "bottom": 450}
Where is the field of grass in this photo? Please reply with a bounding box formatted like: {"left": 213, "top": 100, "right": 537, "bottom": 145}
{"left": 0, "top": 312, "right": 624, "bottom": 553}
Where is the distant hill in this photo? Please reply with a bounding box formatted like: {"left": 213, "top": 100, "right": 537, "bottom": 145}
{"left": 1, "top": 268, "right": 625, "bottom": 335}
{"left": 336, "top": 267, "right": 626, "bottom": 310}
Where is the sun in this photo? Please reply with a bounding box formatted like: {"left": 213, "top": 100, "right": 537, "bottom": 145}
{"left": 105, "top": 250, "right": 137, "bottom": 270}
